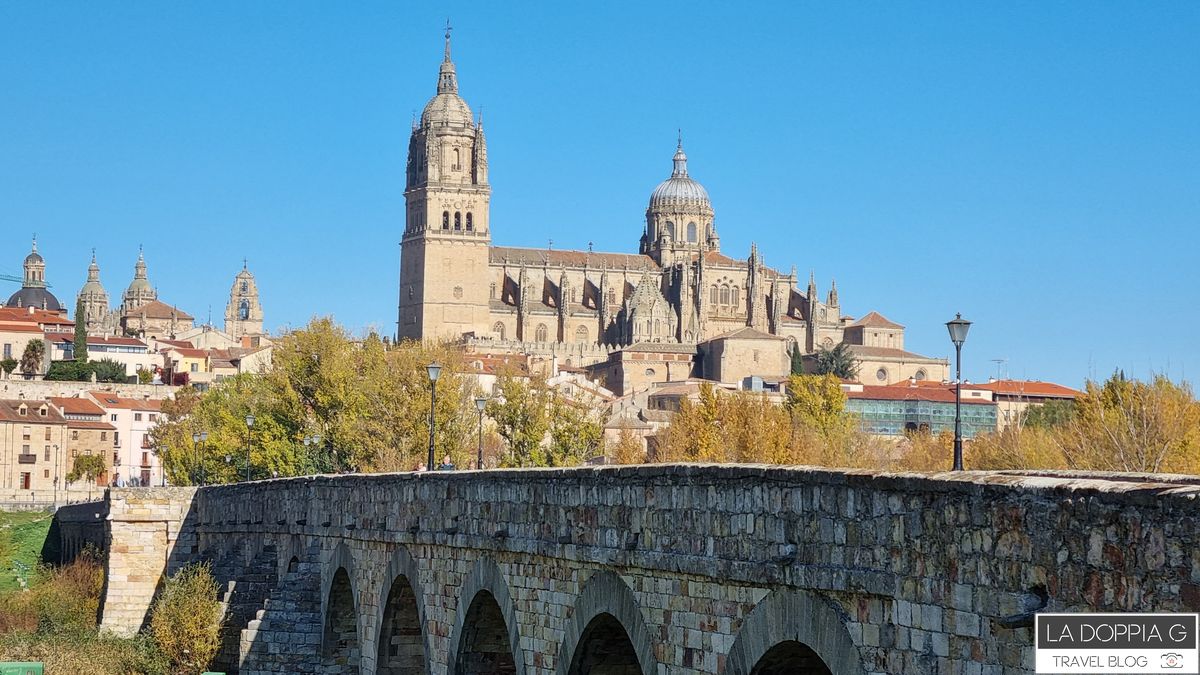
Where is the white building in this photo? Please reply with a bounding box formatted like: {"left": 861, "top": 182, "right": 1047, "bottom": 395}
{"left": 86, "top": 391, "right": 163, "bottom": 487}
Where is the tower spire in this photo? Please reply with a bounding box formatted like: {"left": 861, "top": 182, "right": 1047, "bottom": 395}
{"left": 671, "top": 136, "right": 688, "bottom": 177}
{"left": 443, "top": 18, "right": 452, "bottom": 62}
{"left": 436, "top": 20, "right": 458, "bottom": 94}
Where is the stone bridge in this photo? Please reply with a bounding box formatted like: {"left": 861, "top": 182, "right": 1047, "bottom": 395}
{"left": 95, "top": 465, "right": 1200, "bottom": 674}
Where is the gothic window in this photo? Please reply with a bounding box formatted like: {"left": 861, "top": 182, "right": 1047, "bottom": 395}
{"left": 710, "top": 285, "right": 718, "bottom": 305}
{"left": 732, "top": 286, "right": 740, "bottom": 308}
{"left": 535, "top": 324, "right": 548, "bottom": 342}
{"left": 466, "top": 212, "right": 473, "bottom": 231}
{"left": 442, "top": 211, "right": 450, "bottom": 229}
{"left": 452, "top": 147, "right": 461, "bottom": 170}
{"left": 607, "top": 289, "right": 616, "bottom": 305}
{"left": 664, "top": 221, "right": 675, "bottom": 240}
{"left": 570, "top": 289, "right": 577, "bottom": 304}
{"left": 687, "top": 222, "right": 697, "bottom": 242}
{"left": 494, "top": 322, "right": 505, "bottom": 340}
{"left": 238, "top": 299, "right": 250, "bottom": 320}
{"left": 720, "top": 284, "right": 730, "bottom": 306}
{"left": 490, "top": 282, "right": 497, "bottom": 299}
{"left": 574, "top": 325, "right": 588, "bottom": 343}
{"left": 454, "top": 212, "right": 462, "bottom": 230}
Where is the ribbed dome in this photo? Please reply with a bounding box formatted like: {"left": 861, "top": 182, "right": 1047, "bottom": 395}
{"left": 6, "top": 287, "right": 61, "bottom": 311}
{"left": 24, "top": 250, "right": 44, "bottom": 265}
{"left": 648, "top": 143, "right": 711, "bottom": 210}
{"left": 421, "top": 92, "right": 473, "bottom": 126}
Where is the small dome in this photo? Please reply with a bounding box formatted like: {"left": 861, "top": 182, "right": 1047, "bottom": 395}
{"left": 421, "top": 92, "right": 473, "bottom": 127}
{"left": 24, "top": 250, "right": 44, "bottom": 265}
{"left": 648, "top": 143, "right": 712, "bottom": 210}
{"left": 6, "top": 287, "right": 61, "bottom": 312}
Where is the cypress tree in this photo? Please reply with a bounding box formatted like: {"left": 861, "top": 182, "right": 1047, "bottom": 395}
{"left": 73, "top": 296, "right": 89, "bottom": 363}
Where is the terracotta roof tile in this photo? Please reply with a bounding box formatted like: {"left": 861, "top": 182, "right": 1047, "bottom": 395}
{"left": 121, "top": 300, "right": 194, "bottom": 321}
{"left": 846, "top": 385, "right": 994, "bottom": 405}
{"left": 88, "top": 392, "right": 164, "bottom": 412}
{"left": 974, "top": 379, "right": 1082, "bottom": 398}
{"left": 848, "top": 311, "right": 904, "bottom": 329}
{"left": 48, "top": 397, "right": 106, "bottom": 416}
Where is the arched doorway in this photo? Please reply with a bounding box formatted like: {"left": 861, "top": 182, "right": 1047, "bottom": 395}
{"left": 322, "top": 567, "right": 360, "bottom": 670}
{"left": 376, "top": 574, "right": 424, "bottom": 674}
{"left": 567, "top": 613, "right": 641, "bottom": 675}
{"left": 748, "top": 640, "right": 832, "bottom": 674}
{"left": 456, "top": 590, "right": 517, "bottom": 674}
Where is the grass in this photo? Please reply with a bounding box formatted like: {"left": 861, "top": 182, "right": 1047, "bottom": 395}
{"left": 0, "top": 510, "right": 53, "bottom": 593}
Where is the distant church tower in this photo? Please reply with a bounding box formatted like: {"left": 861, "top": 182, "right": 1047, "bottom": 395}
{"left": 121, "top": 248, "right": 157, "bottom": 313}
{"left": 396, "top": 23, "right": 492, "bottom": 342}
{"left": 76, "top": 251, "right": 113, "bottom": 334}
{"left": 224, "top": 262, "right": 264, "bottom": 339}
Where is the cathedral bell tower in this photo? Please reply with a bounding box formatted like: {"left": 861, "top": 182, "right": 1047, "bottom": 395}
{"left": 397, "top": 23, "right": 492, "bottom": 342}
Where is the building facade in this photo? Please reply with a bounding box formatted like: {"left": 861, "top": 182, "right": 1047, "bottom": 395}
{"left": 0, "top": 399, "right": 69, "bottom": 492}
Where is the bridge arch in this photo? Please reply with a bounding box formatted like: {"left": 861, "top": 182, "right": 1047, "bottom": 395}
{"left": 321, "top": 542, "right": 362, "bottom": 672}
{"left": 725, "top": 589, "right": 865, "bottom": 675}
{"left": 374, "top": 545, "right": 429, "bottom": 675}
{"left": 446, "top": 556, "right": 526, "bottom": 675}
{"left": 557, "top": 570, "right": 657, "bottom": 675}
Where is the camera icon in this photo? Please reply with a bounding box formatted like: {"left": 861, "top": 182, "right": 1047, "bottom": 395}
{"left": 1162, "top": 652, "right": 1184, "bottom": 668}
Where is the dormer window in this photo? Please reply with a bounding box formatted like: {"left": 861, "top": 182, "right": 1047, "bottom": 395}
{"left": 18, "top": 406, "right": 27, "bottom": 416}
{"left": 38, "top": 406, "right": 47, "bottom": 417}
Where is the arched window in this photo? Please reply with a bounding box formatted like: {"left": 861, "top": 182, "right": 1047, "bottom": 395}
{"left": 493, "top": 322, "right": 505, "bottom": 340}
{"left": 687, "top": 222, "right": 697, "bottom": 242}
{"left": 710, "top": 285, "right": 719, "bottom": 305}
{"left": 238, "top": 299, "right": 250, "bottom": 320}
{"left": 442, "top": 211, "right": 450, "bottom": 229}
{"left": 240, "top": 281, "right": 248, "bottom": 293}
{"left": 452, "top": 147, "right": 461, "bottom": 170}
{"left": 535, "top": 324, "right": 548, "bottom": 342}
{"left": 731, "top": 286, "right": 740, "bottom": 308}
{"left": 454, "top": 212, "right": 462, "bottom": 230}
{"left": 607, "top": 289, "right": 616, "bottom": 305}
{"left": 466, "top": 212, "right": 473, "bottom": 231}
{"left": 664, "top": 221, "right": 675, "bottom": 240}
{"left": 720, "top": 284, "right": 730, "bottom": 306}
{"left": 574, "top": 325, "right": 588, "bottom": 343}
{"left": 489, "top": 282, "right": 497, "bottom": 299}
{"left": 914, "top": 369, "right": 928, "bottom": 381}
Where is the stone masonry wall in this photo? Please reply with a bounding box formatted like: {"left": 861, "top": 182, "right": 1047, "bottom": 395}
{"left": 99, "top": 486, "right": 198, "bottom": 636}
{"left": 102, "top": 466, "right": 1200, "bottom": 674}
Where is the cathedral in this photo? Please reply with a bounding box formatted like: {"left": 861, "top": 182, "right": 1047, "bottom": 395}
{"left": 397, "top": 30, "right": 849, "bottom": 359}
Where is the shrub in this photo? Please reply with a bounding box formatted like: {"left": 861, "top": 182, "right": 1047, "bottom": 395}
{"left": 0, "top": 630, "right": 168, "bottom": 674}
{"left": 149, "top": 562, "right": 222, "bottom": 675}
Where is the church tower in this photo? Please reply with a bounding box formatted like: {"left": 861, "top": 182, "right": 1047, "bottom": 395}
{"left": 642, "top": 138, "right": 718, "bottom": 266}
{"left": 225, "top": 262, "right": 264, "bottom": 339}
{"left": 77, "top": 251, "right": 112, "bottom": 334}
{"left": 397, "top": 24, "right": 492, "bottom": 342}
{"left": 121, "top": 248, "right": 156, "bottom": 313}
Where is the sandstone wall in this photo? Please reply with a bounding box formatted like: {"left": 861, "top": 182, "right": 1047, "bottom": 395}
{"left": 101, "top": 466, "right": 1200, "bottom": 674}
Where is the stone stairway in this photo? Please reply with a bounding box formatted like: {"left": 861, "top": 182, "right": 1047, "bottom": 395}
{"left": 238, "top": 544, "right": 326, "bottom": 674}
{"left": 210, "top": 544, "right": 279, "bottom": 674}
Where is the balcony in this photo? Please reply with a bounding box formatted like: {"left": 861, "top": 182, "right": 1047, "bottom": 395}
{"left": 17, "top": 454, "right": 36, "bottom": 464}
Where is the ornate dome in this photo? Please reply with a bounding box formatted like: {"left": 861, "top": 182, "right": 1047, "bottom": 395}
{"left": 648, "top": 142, "right": 711, "bottom": 210}
{"left": 79, "top": 252, "right": 105, "bottom": 296}
{"left": 420, "top": 26, "right": 474, "bottom": 127}
{"left": 6, "top": 287, "right": 61, "bottom": 312}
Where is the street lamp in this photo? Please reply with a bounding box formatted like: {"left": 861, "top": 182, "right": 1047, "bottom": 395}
{"left": 192, "top": 431, "right": 209, "bottom": 485}
{"left": 474, "top": 396, "right": 488, "bottom": 470}
{"left": 245, "top": 414, "right": 255, "bottom": 483}
{"left": 426, "top": 362, "right": 441, "bottom": 471}
{"left": 945, "top": 313, "right": 972, "bottom": 471}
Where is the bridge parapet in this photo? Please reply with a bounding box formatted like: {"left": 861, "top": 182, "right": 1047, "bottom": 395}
{"left": 100, "top": 465, "right": 1200, "bottom": 674}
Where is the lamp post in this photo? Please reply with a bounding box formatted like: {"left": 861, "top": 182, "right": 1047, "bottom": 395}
{"left": 192, "top": 431, "right": 209, "bottom": 485}
{"left": 945, "top": 313, "right": 972, "bottom": 471}
{"left": 245, "top": 415, "right": 255, "bottom": 483}
{"left": 474, "top": 396, "right": 487, "bottom": 470}
{"left": 191, "top": 432, "right": 199, "bottom": 485}
{"left": 426, "top": 363, "right": 441, "bottom": 471}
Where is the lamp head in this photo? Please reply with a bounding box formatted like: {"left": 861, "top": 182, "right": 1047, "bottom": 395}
{"left": 946, "top": 313, "right": 972, "bottom": 347}
{"left": 246, "top": 414, "right": 255, "bottom": 427}
{"left": 474, "top": 396, "right": 487, "bottom": 412}
{"left": 427, "top": 362, "right": 442, "bottom": 383}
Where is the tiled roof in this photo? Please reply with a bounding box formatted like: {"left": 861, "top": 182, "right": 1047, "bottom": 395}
{"left": 974, "top": 379, "right": 1082, "bottom": 399}
{"left": 845, "top": 345, "right": 944, "bottom": 362}
{"left": 490, "top": 246, "right": 659, "bottom": 271}
{"left": 846, "top": 385, "right": 993, "bottom": 405}
{"left": 0, "top": 307, "right": 73, "bottom": 325}
{"left": 66, "top": 419, "right": 117, "bottom": 431}
{"left": 0, "top": 399, "right": 68, "bottom": 423}
{"left": 166, "top": 347, "right": 208, "bottom": 359}
{"left": 88, "top": 392, "right": 164, "bottom": 412}
{"left": 704, "top": 327, "right": 785, "bottom": 342}
{"left": 89, "top": 336, "right": 148, "bottom": 347}
{"left": 157, "top": 339, "right": 195, "bottom": 349}
{"left": 0, "top": 321, "right": 43, "bottom": 333}
{"left": 121, "top": 300, "right": 194, "bottom": 321}
{"left": 48, "top": 397, "right": 106, "bottom": 416}
{"left": 848, "top": 311, "right": 904, "bottom": 329}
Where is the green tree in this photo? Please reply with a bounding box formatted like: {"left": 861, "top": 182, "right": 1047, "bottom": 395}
{"left": 137, "top": 367, "right": 154, "bottom": 384}
{"left": 0, "top": 357, "right": 16, "bottom": 376}
{"left": 150, "top": 562, "right": 222, "bottom": 675}
{"left": 73, "top": 297, "right": 88, "bottom": 364}
{"left": 545, "top": 396, "right": 603, "bottom": 466}
{"left": 19, "top": 340, "right": 44, "bottom": 378}
{"left": 67, "top": 454, "right": 107, "bottom": 484}
{"left": 789, "top": 343, "right": 805, "bottom": 376}
{"left": 1022, "top": 399, "right": 1075, "bottom": 429}
{"left": 91, "top": 358, "right": 127, "bottom": 383}
{"left": 812, "top": 342, "right": 859, "bottom": 380}
{"left": 785, "top": 373, "right": 851, "bottom": 435}
{"left": 486, "top": 374, "right": 551, "bottom": 467}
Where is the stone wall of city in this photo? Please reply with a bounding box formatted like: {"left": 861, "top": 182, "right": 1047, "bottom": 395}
{"left": 0, "top": 379, "right": 180, "bottom": 402}
{"left": 100, "top": 466, "right": 1200, "bottom": 674}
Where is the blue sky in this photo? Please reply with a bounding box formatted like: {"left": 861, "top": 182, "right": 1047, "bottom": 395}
{"left": 2, "top": 2, "right": 1197, "bottom": 387}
